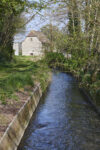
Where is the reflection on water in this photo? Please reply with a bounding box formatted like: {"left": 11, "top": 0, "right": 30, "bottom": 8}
{"left": 18, "top": 72, "right": 100, "bottom": 150}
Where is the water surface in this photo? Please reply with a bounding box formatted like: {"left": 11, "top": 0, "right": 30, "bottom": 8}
{"left": 18, "top": 72, "right": 100, "bottom": 150}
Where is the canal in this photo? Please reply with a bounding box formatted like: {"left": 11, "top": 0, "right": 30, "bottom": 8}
{"left": 18, "top": 72, "right": 100, "bottom": 150}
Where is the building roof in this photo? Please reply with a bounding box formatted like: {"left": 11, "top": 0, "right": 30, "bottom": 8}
{"left": 27, "top": 30, "right": 50, "bottom": 44}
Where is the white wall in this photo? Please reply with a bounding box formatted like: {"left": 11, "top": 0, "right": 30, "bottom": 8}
{"left": 13, "top": 43, "right": 19, "bottom": 56}
{"left": 22, "top": 37, "right": 43, "bottom": 56}
{"left": 63, "top": 52, "right": 72, "bottom": 59}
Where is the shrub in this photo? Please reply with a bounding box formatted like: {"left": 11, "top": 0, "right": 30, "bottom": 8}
{"left": 45, "top": 52, "right": 66, "bottom": 66}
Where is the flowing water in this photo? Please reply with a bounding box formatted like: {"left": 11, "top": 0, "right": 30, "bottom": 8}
{"left": 18, "top": 72, "right": 100, "bottom": 150}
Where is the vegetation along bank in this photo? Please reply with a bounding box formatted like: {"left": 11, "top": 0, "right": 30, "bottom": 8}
{"left": 0, "top": 56, "right": 50, "bottom": 139}
{"left": 45, "top": 52, "right": 100, "bottom": 108}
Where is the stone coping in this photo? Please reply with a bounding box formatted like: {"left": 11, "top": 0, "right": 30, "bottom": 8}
{"left": 0, "top": 84, "right": 42, "bottom": 150}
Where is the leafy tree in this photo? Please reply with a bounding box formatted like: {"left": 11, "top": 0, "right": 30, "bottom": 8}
{"left": 41, "top": 24, "right": 68, "bottom": 52}
{"left": 0, "top": 0, "right": 44, "bottom": 61}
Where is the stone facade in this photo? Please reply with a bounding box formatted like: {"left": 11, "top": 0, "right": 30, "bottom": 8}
{"left": 13, "top": 30, "right": 49, "bottom": 56}
{"left": 22, "top": 37, "right": 43, "bottom": 56}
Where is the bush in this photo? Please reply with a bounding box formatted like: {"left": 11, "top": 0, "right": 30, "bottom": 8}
{"left": 82, "top": 73, "right": 92, "bottom": 84}
{"left": 45, "top": 52, "right": 66, "bottom": 66}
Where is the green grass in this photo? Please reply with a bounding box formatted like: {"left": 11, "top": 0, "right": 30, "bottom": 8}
{"left": 0, "top": 56, "right": 50, "bottom": 104}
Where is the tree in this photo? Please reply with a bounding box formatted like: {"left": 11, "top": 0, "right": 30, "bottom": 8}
{"left": 41, "top": 24, "right": 68, "bottom": 52}
{"left": 47, "top": 0, "right": 100, "bottom": 55}
{"left": 0, "top": 0, "right": 44, "bottom": 61}
{"left": 41, "top": 24, "right": 58, "bottom": 51}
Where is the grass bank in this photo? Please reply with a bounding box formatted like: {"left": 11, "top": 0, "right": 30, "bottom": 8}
{"left": 0, "top": 56, "right": 50, "bottom": 105}
{"left": 0, "top": 56, "right": 51, "bottom": 138}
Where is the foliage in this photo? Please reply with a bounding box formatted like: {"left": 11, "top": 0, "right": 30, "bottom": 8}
{"left": 41, "top": 24, "right": 68, "bottom": 52}
{"left": 43, "top": 0, "right": 100, "bottom": 105}
{"left": 45, "top": 52, "right": 66, "bottom": 67}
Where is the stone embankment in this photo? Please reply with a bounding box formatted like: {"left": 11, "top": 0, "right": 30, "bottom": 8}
{"left": 0, "top": 72, "right": 52, "bottom": 150}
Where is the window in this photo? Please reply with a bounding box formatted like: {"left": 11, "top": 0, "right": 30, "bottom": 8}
{"left": 30, "top": 53, "right": 33, "bottom": 56}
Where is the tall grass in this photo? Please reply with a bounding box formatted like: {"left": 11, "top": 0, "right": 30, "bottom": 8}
{"left": 0, "top": 56, "right": 50, "bottom": 104}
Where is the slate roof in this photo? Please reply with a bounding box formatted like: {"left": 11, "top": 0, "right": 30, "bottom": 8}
{"left": 27, "top": 30, "right": 50, "bottom": 44}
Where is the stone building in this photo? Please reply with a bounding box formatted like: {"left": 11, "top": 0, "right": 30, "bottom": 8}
{"left": 13, "top": 30, "right": 49, "bottom": 56}
{"left": 13, "top": 42, "right": 22, "bottom": 56}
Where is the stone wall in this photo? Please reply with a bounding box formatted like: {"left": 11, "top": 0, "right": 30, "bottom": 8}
{"left": 13, "top": 43, "right": 19, "bottom": 56}
{"left": 0, "top": 84, "right": 42, "bottom": 150}
{"left": 22, "top": 37, "right": 43, "bottom": 56}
